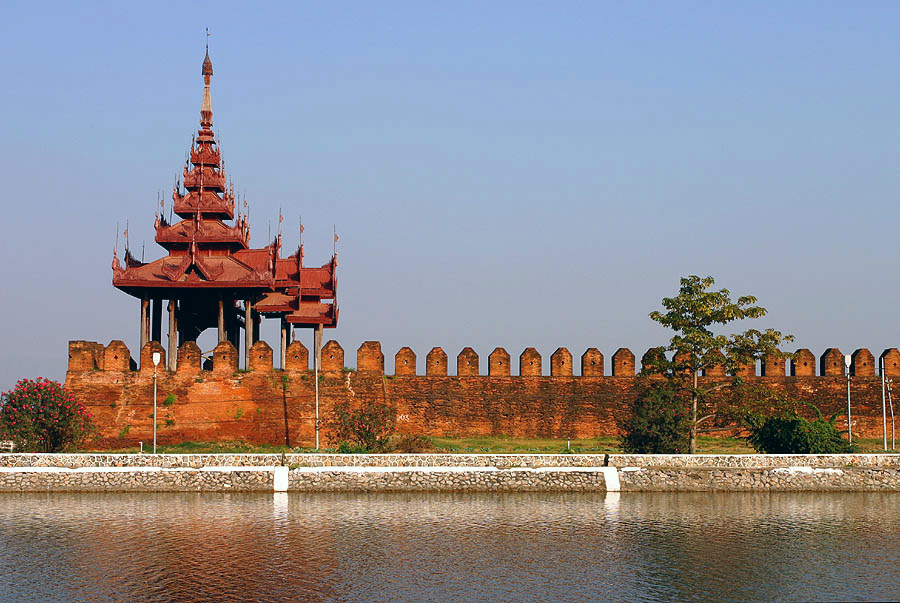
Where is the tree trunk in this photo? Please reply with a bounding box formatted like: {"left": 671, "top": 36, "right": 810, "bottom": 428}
{"left": 690, "top": 370, "right": 698, "bottom": 454}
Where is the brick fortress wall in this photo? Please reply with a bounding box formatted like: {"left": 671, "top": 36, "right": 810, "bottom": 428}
{"left": 65, "top": 340, "right": 900, "bottom": 448}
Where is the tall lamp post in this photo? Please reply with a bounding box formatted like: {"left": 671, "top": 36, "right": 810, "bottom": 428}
{"left": 152, "top": 351, "right": 161, "bottom": 454}
{"left": 882, "top": 357, "right": 888, "bottom": 451}
{"left": 844, "top": 354, "right": 852, "bottom": 444}
{"left": 888, "top": 379, "right": 895, "bottom": 451}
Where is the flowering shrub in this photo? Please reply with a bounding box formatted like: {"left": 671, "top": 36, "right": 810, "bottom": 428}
{"left": 0, "top": 378, "right": 94, "bottom": 452}
{"left": 326, "top": 399, "right": 396, "bottom": 452}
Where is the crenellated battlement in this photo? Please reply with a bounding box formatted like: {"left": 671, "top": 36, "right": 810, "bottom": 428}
{"left": 65, "top": 339, "right": 900, "bottom": 448}
{"left": 68, "top": 340, "right": 900, "bottom": 378}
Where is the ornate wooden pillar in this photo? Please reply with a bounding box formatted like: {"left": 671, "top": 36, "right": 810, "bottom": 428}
{"left": 280, "top": 317, "right": 288, "bottom": 369}
{"left": 244, "top": 299, "right": 253, "bottom": 369}
{"left": 218, "top": 297, "right": 226, "bottom": 343}
{"left": 167, "top": 300, "right": 177, "bottom": 371}
{"left": 226, "top": 301, "right": 240, "bottom": 351}
{"left": 140, "top": 297, "right": 150, "bottom": 351}
{"left": 314, "top": 324, "right": 323, "bottom": 371}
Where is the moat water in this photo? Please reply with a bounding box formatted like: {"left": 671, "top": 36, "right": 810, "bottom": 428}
{"left": 0, "top": 491, "right": 898, "bottom": 602}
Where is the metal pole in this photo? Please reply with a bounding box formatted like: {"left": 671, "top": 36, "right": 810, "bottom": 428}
{"left": 314, "top": 350, "right": 319, "bottom": 450}
{"left": 313, "top": 325, "right": 323, "bottom": 450}
{"left": 846, "top": 372, "right": 852, "bottom": 444}
{"left": 882, "top": 358, "right": 888, "bottom": 451}
{"left": 153, "top": 366, "right": 158, "bottom": 454}
{"left": 888, "top": 379, "right": 895, "bottom": 451}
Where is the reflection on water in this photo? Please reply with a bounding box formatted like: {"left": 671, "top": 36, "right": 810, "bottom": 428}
{"left": 0, "top": 491, "right": 898, "bottom": 602}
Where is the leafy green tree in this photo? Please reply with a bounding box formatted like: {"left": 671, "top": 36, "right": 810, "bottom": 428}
{"left": 649, "top": 275, "right": 794, "bottom": 453}
{"left": 618, "top": 379, "right": 691, "bottom": 454}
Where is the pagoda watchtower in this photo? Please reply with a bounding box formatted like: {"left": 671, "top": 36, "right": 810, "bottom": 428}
{"left": 113, "top": 49, "right": 338, "bottom": 370}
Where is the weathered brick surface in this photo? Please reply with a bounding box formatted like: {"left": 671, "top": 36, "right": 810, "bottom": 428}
{"left": 140, "top": 341, "right": 166, "bottom": 374}
{"left": 213, "top": 341, "right": 238, "bottom": 375}
{"left": 249, "top": 341, "right": 273, "bottom": 372}
{"left": 519, "top": 348, "right": 542, "bottom": 376}
{"left": 489, "top": 348, "right": 510, "bottom": 376}
{"left": 457, "top": 347, "right": 479, "bottom": 376}
{"left": 761, "top": 354, "right": 786, "bottom": 377}
{"left": 581, "top": 348, "right": 603, "bottom": 376}
{"left": 69, "top": 341, "right": 103, "bottom": 371}
{"left": 102, "top": 340, "right": 129, "bottom": 372}
{"left": 285, "top": 341, "right": 309, "bottom": 372}
{"left": 821, "top": 348, "right": 845, "bottom": 376}
{"left": 176, "top": 342, "right": 201, "bottom": 375}
{"left": 612, "top": 348, "right": 635, "bottom": 377}
{"left": 321, "top": 340, "right": 343, "bottom": 373}
{"left": 357, "top": 341, "right": 384, "bottom": 374}
{"left": 734, "top": 360, "right": 756, "bottom": 378}
{"left": 66, "top": 340, "right": 900, "bottom": 449}
{"left": 852, "top": 348, "right": 875, "bottom": 377}
{"left": 791, "top": 348, "right": 816, "bottom": 376}
{"left": 881, "top": 348, "right": 900, "bottom": 376}
{"left": 550, "top": 348, "right": 573, "bottom": 377}
{"left": 395, "top": 347, "right": 416, "bottom": 376}
{"left": 426, "top": 347, "right": 448, "bottom": 376}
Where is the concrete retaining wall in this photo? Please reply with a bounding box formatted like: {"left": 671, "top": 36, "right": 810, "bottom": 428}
{"left": 1, "top": 454, "right": 900, "bottom": 492}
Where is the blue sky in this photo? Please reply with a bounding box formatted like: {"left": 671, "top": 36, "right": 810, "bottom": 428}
{"left": 1, "top": 2, "right": 899, "bottom": 389}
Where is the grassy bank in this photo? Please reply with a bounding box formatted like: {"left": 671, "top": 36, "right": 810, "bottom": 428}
{"left": 80, "top": 436, "right": 893, "bottom": 455}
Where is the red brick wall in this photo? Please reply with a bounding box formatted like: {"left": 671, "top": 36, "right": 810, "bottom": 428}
{"left": 66, "top": 340, "right": 898, "bottom": 448}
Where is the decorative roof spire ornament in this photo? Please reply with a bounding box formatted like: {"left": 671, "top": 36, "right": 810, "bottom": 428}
{"left": 201, "top": 29, "right": 213, "bottom": 128}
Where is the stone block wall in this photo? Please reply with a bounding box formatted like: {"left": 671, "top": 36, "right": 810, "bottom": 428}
{"left": 3, "top": 453, "right": 900, "bottom": 492}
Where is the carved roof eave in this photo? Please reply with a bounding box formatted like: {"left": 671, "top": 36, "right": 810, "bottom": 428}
{"left": 156, "top": 236, "right": 247, "bottom": 249}
{"left": 172, "top": 191, "right": 235, "bottom": 220}
{"left": 190, "top": 147, "right": 220, "bottom": 166}
{"left": 154, "top": 221, "right": 248, "bottom": 249}
{"left": 184, "top": 173, "right": 226, "bottom": 190}
{"left": 113, "top": 254, "right": 275, "bottom": 291}
{"left": 285, "top": 302, "right": 338, "bottom": 327}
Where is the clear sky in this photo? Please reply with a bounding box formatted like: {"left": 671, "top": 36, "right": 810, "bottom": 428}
{"left": 1, "top": 2, "right": 899, "bottom": 390}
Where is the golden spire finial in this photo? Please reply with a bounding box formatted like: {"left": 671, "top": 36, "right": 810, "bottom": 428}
{"left": 202, "top": 28, "right": 213, "bottom": 76}
{"left": 200, "top": 30, "right": 213, "bottom": 127}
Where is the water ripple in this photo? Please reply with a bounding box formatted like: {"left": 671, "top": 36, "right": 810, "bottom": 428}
{"left": 0, "top": 492, "right": 898, "bottom": 602}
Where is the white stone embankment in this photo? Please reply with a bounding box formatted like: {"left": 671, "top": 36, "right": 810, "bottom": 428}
{"left": 0, "top": 453, "right": 898, "bottom": 492}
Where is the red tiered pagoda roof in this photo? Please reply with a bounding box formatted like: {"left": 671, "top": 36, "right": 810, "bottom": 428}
{"left": 113, "top": 49, "right": 338, "bottom": 330}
